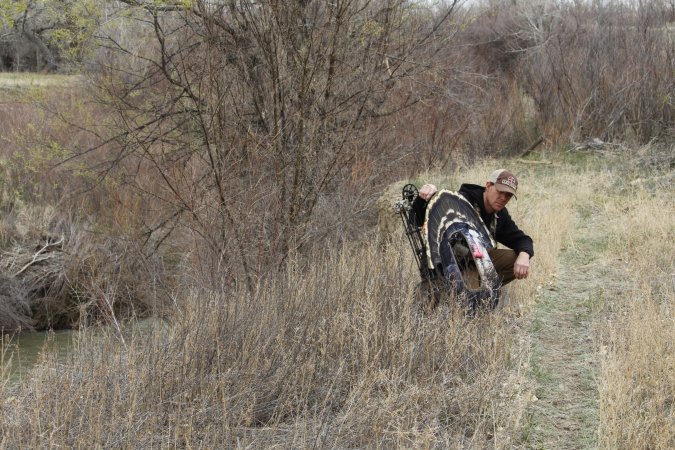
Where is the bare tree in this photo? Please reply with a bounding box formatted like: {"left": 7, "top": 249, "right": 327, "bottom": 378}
{"left": 0, "top": 0, "right": 100, "bottom": 71}
{"left": 84, "top": 0, "right": 457, "bottom": 292}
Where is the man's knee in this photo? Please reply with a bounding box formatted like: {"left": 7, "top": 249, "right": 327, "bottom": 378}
{"left": 488, "top": 248, "right": 517, "bottom": 285}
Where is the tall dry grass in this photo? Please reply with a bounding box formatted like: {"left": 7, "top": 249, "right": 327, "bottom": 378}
{"left": 2, "top": 145, "right": 672, "bottom": 447}
{"left": 0, "top": 156, "right": 574, "bottom": 448}
{"left": 593, "top": 146, "right": 674, "bottom": 449}
{"left": 0, "top": 237, "right": 536, "bottom": 448}
{"left": 383, "top": 148, "right": 674, "bottom": 447}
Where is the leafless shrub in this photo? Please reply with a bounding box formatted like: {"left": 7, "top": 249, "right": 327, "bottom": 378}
{"left": 79, "top": 0, "right": 460, "bottom": 291}
{"left": 0, "top": 85, "right": 108, "bottom": 213}
{"left": 379, "top": 3, "right": 544, "bottom": 164}
{"left": 512, "top": 1, "right": 673, "bottom": 144}
{"left": 419, "top": 0, "right": 674, "bottom": 154}
{"left": 0, "top": 209, "right": 169, "bottom": 331}
{"left": 0, "top": 275, "right": 32, "bottom": 332}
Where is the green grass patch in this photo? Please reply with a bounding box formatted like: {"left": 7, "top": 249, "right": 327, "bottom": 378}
{"left": 529, "top": 347, "right": 552, "bottom": 383}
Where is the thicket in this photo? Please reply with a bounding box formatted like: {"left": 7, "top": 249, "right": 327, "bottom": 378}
{"left": 83, "top": 0, "right": 675, "bottom": 282}
{"left": 0, "top": 0, "right": 672, "bottom": 330}
{"left": 418, "top": 0, "right": 674, "bottom": 156}
{"left": 0, "top": 87, "right": 170, "bottom": 331}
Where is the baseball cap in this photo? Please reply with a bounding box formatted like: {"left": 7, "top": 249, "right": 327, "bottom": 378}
{"left": 488, "top": 169, "right": 518, "bottom": 198}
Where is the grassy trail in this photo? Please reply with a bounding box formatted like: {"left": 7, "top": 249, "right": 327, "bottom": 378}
{"left": 521, "top": 203, "right": 608, "bottom": 448}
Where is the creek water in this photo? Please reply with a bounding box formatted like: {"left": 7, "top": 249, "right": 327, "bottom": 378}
{"left": 2, "top": 318, "right": 166, "bottom": 385}
{"left": 1, "top": 329, "right": 75, "bottom": 383}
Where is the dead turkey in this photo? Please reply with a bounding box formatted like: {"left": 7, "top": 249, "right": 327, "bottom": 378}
{"left": 395, "top": 185, "right": 501, "bottom": 310}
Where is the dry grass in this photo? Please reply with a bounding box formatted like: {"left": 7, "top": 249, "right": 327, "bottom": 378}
{"left": 0, "top": 145, "right": 672, "bottom": 447}
{"left": 594, "top": 147, "right": 674, "bottom": 449}
{"left": 0, "top": 73, "right": 83, "bottom": 89}
{"left": 0, "top": 156, "right": 564, "bottom": 447}
{"left": 378, "top": 147, "right": 673, "bottom": 448}
{"left": 0, "top": 239, "right": 532, "bottom": 448}
{"left": 599, "top": 290, "right": 674, "bottom": 449}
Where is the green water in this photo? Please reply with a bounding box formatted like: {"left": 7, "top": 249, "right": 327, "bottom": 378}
{"left": 1, "top": 319, "right": 166, "bottom": 384}
{"left": 1, "top": 329, "right": 75, "bottom": 382}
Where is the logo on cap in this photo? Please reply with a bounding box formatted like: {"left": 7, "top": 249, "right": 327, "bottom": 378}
{"left": 488, "top": 169, "right": 518, "bottom": 198}
{"left": 501, "top": 176, "right": 517, "bottom": 190}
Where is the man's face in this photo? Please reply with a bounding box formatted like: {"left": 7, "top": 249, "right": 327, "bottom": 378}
{"left": 484, "top": 182, "right": 513, "bottom": 213}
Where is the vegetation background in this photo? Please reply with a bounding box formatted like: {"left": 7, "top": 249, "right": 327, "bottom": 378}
{"left": 0, "top": 0, "right": 672, "bottom": 448}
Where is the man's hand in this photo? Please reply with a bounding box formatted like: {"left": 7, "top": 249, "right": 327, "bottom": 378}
{"left": 514, "top": 252, "right": 530, "bottom": 279}
{"left": 419, "top": 184, "right": 437, "bottom": 201}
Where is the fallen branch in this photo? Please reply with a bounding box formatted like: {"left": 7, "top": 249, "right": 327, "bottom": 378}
{"left": 519, "top": 136, "right": 545, "bottom": 158}
{"left": 14, "top": 237, "right": 64, "bottom": 276}
{"left": 517, "top": 159, "right": 553, "bottom": 165}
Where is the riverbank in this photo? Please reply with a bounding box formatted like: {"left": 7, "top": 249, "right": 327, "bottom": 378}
{"left": 0, "top": 76, "right": 171, "bottom": 333}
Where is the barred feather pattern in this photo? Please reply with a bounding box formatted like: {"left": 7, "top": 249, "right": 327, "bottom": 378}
{"left": 423, "top": 190, "right": 496, "bottom": 269}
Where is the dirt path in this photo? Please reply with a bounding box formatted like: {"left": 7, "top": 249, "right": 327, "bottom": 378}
{"left": 520, "top": 215, "right": 608, "bottom": 449}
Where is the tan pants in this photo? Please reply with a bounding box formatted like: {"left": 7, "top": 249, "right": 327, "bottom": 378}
{"left": 415, "top": 248, "right": 517, "bottom": 310}
{"left": 488, "top": 248, "right": 518, "bottom": 285}
{"left": 460, "top": 248, "right": 517, "bottom": 289}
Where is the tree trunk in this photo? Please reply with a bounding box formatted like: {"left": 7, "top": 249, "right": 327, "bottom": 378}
{"left": 21, "top": 27, "right": 58, "bottom": 72}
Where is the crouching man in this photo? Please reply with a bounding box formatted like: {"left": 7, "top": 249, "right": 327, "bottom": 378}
{"left": 415, "top": 169, "right": 534, "bottom": 303}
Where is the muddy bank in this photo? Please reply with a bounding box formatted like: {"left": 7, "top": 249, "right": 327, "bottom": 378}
{"left": 0, "top": 274, "right": 32, "bottom": 331}
{"left": 0, "top": 231, "right": 168, "bottom": 333}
